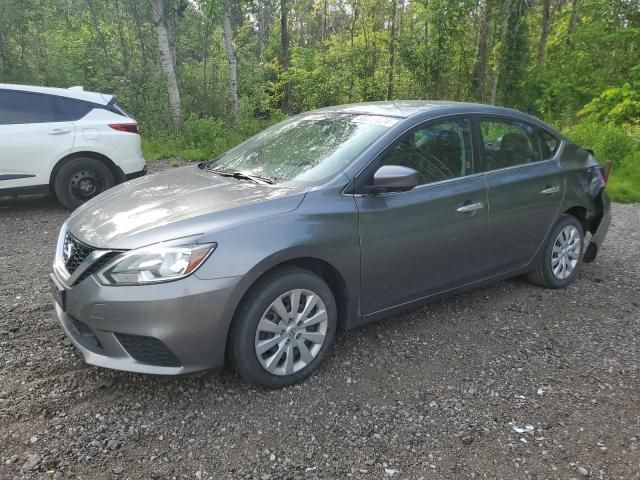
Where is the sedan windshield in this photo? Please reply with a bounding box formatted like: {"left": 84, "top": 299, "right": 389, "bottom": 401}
{"left": 209, "top": 113, "right": 398, "bottom": 183}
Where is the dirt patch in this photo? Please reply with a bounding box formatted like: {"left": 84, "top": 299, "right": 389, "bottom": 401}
{"left": 1, "top": 162, "right": 639, "bottom": 479}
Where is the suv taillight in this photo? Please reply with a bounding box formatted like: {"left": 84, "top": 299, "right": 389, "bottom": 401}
{"left": 109, "top": 123, "right": 138, "bottom": 134}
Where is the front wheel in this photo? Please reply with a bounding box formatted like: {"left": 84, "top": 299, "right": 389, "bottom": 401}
{"left": 53, "top": 157, "right": 115, "bottom": 210}
{"left": 527, "top": 214, "right": 584, "bottom": 289}
{"left": 228, "top": 267, "right": 337, "bottom": 388}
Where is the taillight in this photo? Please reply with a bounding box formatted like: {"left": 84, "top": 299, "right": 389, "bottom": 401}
{"left": 603, "top": 161, "right": 612, "bottom": 188}
{"left": 109, "top": 123, "right": 138, "bottom": 134}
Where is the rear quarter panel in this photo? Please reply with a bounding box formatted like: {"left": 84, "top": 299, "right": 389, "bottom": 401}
{"left": 559, "top": 142, "right": 604, "bottom": 215}
{"left": 73, "top": 109, "right": 145, "bottom": 174}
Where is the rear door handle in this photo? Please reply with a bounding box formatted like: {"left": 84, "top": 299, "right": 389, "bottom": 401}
{"left": 48, "top": 128, "right": 72, "bottom": 135}
{"left": 457, "top": 202, "right": 485, "bottom": 213}
{"left": 540, "top": 185, "right": 561, "bottom": 195}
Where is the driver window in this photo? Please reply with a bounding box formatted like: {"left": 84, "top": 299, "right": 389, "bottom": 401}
{"left": 379, "top": 117, "right": 472, "bottom": 185}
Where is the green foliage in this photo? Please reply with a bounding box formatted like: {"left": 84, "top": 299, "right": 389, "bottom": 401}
{"left": 579, "top": 82, "right": 640, "bottom": 126}
{"left": 1, "top": 0, "right": 639, "bottom": 200}
{"left": 564, "top": 121, "right": 640, "bottom": 203}
{"left": 607, "top": 153, "right": 640, "bottom": 203}
{"left": 563, "top": 122, "right": 637, "bottom": 170}
{"left": 142, "top": 112, "right": 282, "bottom": 161}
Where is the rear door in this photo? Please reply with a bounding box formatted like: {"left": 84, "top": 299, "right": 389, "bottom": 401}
{"left": 476, "top": 115, "right": 564, "bottom": 274}
{"left": 0, "top": 89, "right": 75, "bottom": 189}
{"left": 355, "top": 116, "right": 491, "bottom": 314}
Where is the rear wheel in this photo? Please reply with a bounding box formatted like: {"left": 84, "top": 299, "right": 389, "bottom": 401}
{"left": 527, "top": 214, "right": 584, "bottom": 289}
{"left": 229, "top": 267, "right": 337, "bottom": 388}
{"left": 53, "top": 157, "right": 115, "bottom": 210}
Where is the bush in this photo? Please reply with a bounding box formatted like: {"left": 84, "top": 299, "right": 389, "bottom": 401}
{"left": 563, "top": 121, "right": 640, "bottom": 203}
{"left": 142, "top": 112, "right": 283, "bottom": 162}
{"left": 563, "top": 121, "right": 637, "bottom": 169}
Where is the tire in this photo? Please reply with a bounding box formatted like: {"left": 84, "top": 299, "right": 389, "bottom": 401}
{"left": 527, "top": 214, "right": 584, "bottom": 289}
{"left": 228, "top": 266, "right": 337, "bottom": 388}
{"left": 53, "top": 157, "right": 115, "bottom": 210}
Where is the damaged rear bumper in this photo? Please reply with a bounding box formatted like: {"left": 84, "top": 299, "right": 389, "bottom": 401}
{"left": 584, "top": 191, "right": 611, "bottom": 263}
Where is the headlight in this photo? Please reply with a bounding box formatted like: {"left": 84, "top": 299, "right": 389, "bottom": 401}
{"left": 97, "top": 241, "right": 216, "bottom": 285}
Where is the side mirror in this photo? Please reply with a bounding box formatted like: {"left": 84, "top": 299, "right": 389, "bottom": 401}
{"left": 371, "top": 165, "right": 419, "bottom": 193}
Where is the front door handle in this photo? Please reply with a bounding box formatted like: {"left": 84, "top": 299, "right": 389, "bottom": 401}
{"left": 457, "top": 202, "right": 485, "bottom": 213}
{"left": 540, "top": 185, "right": 561, "bottom": 195}
{"left": 48, "top": 128, "right": 72, "bottom": 135}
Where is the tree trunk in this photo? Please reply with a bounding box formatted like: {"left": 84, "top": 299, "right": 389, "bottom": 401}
{"left": 280, "top": 0, "right": 291, "bottom": 112}
{"left": 567, "top": 0, "right": 579, "bottom": 46}
{"left": 471, "top": 0, "right": 491, "bottom": 100}
{"left": 386, "top": 0, "right": 397, "bottom": 100}
{"left": 490, "top": 0, "right": 513, "bottom": 105}
{"left": 322, "top": 0, "right": 327, "bottom": 44}
{"left": 536, "top": 0, "right": 551, "bottom": 66}
{"left": 223, "top": 0, "right": 239, "bottom": 122}
{"left": 151, "top": 0, "right": 182, "bottom": 130}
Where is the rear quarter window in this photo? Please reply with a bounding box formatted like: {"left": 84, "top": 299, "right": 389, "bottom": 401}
{"left": 54, "top": 97, "right": 95, "bottom": 121}
{"left": 538, "top": 128, "right": 561, "bottom": 159}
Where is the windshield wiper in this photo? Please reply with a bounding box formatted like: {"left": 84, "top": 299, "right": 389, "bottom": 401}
{"left": 206, "top": 168, "right": 276, "bottom": 185}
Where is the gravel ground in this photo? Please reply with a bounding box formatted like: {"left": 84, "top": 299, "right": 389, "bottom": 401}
{"left": 1, "top": 161, "right": 639, "bottom": 479}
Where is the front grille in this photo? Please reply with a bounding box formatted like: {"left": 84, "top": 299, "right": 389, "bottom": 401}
{"left": 63, "top": 233, "right": 96, "bottom": 275}
{"left": 115, "top": 333, "right": 182, "bottom": 367}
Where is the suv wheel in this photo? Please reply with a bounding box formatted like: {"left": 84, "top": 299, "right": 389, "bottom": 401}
{"left": 528, "top": 214, "right": 584, "bottom": 289}
{"left": 229, "top": 267, "right": 337, "bottom": 388}
{"left": 53, "top": 157, "right": 115, "bottom": 210}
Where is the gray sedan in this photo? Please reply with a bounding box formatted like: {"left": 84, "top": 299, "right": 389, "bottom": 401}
{"left": 50, "top": 101, "right": 611, "bottom": 388}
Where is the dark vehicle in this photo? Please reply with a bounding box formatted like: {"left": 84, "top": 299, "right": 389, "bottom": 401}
{"left": 51, "top": 101, "right": 611, "bottom": 388}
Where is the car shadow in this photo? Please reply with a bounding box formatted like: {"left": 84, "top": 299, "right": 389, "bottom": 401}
{"left": 0, "top": 193, "right": 67, "bottom": 214}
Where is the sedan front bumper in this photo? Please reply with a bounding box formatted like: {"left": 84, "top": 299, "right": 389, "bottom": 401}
{"left": 51, "top": 271, "right": 242, "bottom": 375}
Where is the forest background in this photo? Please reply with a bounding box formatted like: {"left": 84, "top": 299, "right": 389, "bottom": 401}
{"left": 1, "top": 0, "right": 638, "bottom": 201}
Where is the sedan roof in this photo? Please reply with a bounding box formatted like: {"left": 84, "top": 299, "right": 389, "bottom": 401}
{"left": 313, "top": 100, "right": 564, "bottom": 138}
{"left": 314, "top": 100, "right": 531, "bottom": 119}
{"left": 0, "top": 83, "right": 113, "bottom": 105}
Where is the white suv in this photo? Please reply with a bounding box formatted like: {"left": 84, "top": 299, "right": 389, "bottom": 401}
{"left": 0, "top": 84, "right": 146, "bottom": 209}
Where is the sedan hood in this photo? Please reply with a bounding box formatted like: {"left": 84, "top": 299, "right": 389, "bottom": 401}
{"left": 67, "top": 166, "right": 307, "bottom": 249}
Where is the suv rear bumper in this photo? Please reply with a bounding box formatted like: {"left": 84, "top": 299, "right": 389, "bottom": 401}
{"left": 125, "top": 165, "right": 147, "bottom": 181}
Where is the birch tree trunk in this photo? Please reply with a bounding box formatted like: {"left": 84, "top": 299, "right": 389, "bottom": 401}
{"left": 536, "top": 0, "right": 551, "bottom": 66}
{"left": 471, "top": 0, "right": 491, "bottom": 101}
{"left": 490, "top": 0, "right": 513, "bottom": 105}
{"left": 151, "top": 0, "right": 182, "bottom": 130}
{"left": 222, "top": 0, "right": 239, "bottom": 122}
{"left": 386, "top": 0, "right": 397, "bottom": 100}
{"left": 280, "top": 0, "right": 291, "bottom": 112}
{"left": 567, "top": 0, "right": 579, "bottom": 46}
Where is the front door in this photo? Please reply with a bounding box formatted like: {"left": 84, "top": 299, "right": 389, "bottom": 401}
{"left": 355, "top": 116, "right": 490, "bottom": 315}
{"left": 476, "top": 116, "right": 564, "bottom": 274}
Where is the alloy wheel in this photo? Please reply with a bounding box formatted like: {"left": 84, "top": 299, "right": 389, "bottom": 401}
{"left": 551, "top": 225, "right": 581, "bottom": 280}
{"left": 254, "top": 289, "right": 328, "bottom": 376}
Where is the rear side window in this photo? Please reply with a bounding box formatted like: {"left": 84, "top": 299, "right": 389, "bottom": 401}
{"left": 0, "top": 90, "right": 62, "bottom": 125}
{"left": 55, "top": 97, "right": 95, "bottom": 121}
{"left": 479, "top": 118, "right": 543, "bottom": 171}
